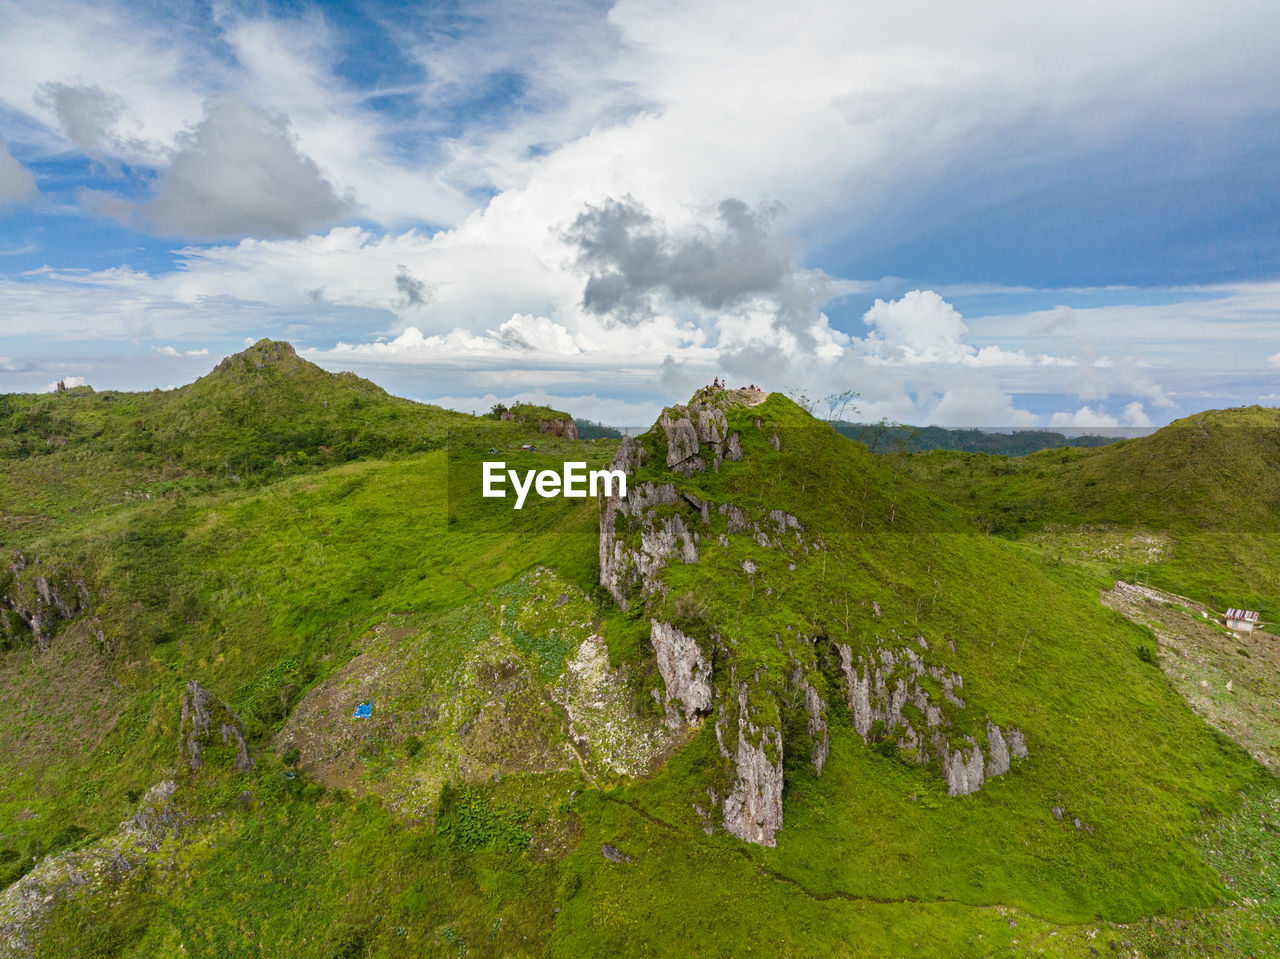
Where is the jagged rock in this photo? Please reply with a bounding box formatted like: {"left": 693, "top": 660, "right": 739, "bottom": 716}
{"left": 1, "top": 551, "right": 90, "bottom": 652}
{"left": 941, "top": 737, "right": 986, "bottom": 796}
{"left": 656, "top": 399, "right": 743, "bottom": 476}
{"left": 650, "top": 621, "right": 713, "bottom": 725}
{"left": 660, "top": 409, "right": 705, "bottom": 474}
{"left": 986, "top": 722, "right": 1010, "bottom": 778}
{"left": 599, "top": 481, "right": 686, "bottom": 608}
{"left": 721, "top": 684, "right": 784, "bottom": 847}
{"left": 0, "top": 781, "right": 184, "bottom": 956}
{"left": 802, "top": 680, "right": 830, "bottom": 774}
{"left": 601, "top": 843, "right": 633, "bottom": 863}
{"left": 1007, "top": 727, "right": 1028, "bottom": 759}
{"left": 837, "top": 639, "right": 1024, "bottom": 797}
{"left": 179, "top": 681, "right": 253, "bottom": 774}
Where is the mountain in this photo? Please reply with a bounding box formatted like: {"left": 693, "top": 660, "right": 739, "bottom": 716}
{"left": 0, "top": 355, "right": 1276, "bottom": 957}
{"left": 897, "top": 406, "right": 1280, "bottom": 617}
{"left": 836, "top": 421, "right": 1119, "bottom": 455}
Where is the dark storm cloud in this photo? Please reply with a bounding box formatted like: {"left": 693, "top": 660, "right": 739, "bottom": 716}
{"left": 394, "top": 265, "right": 430, "bottom": 307}
{"left": 566, "top": 195, "right": 823, "bottom": 335}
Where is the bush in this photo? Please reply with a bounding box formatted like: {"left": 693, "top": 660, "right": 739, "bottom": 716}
{"left": 1136, "top": 644, "right": 1159, "bottom": 665}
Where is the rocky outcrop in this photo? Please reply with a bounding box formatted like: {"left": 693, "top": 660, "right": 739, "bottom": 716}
{"left": 719, "top": 683, "right": 784, "bottom": 846}
{"left": 179, "top": 681, "right": 253, "bottom": 774}
{"left": 797, "top": 673, "right": 830, "bottom": 774}
{"left": 214, "top": 337, "right": 299, "bottom": 373}
{"left": 597, "top": 394, "right": 830, "bottom": 846}
{"left": 650, "top": 621, "right": 713, "bottom": 725}
{"left": 657, "top": 398, "right": 743, "bottom": 476}
{"left": 599, "top": 481, "right": 690, "bottom": 609}
{"left": 599, "top": 459, "right": 807, "bottom": 611}
{"left": 836, "top": 640, "right": 1026, "bottom": 796}
{"left": 554, "top": 632, "right": 678, "bottom": 778}
{"left": 0, "top": 781, "right": 183, "bottom": 958}
{"left": 0, "top": 551, "right": 90, "bottom": 652}
{"left": 501, "top": 409, "right": 579, "bottom": 441}
{"left": 941, "top": 739, "right": 987, "bottom": 796}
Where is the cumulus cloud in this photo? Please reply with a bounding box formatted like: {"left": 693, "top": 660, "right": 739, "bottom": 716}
{"left": 1049, "top": 402, "right": 1153, "bottom": 428}
{"left": 0, "top": 141, "right": 37, "bottom": 207}
{"left": 1050, "top": 405, "right": 1120, "bottom": 428}
{"left": 855, "top": 290, "right": 1067, "bottom": 369}
{"left": 861, "top": 290, "right": 971, "bottom": 363}
{"left": 927, "top": 380, "right": 1037, "bottom": 427}
{"left": 1269, "top": 351, "right": 1280, "bottom": 368}
{"left": 155, "top": 346, "right": 208, "bottom": 356}
{"left": 0, "top": 356, "right": 35, "bottom": 373}
{"left": 86, "top": 97, "right": 352, "bottom": 239}
{"left": 42, "top": 375, "right": 88, "bottom": 392}
{"left": 1123, "top": 401, "right": 1153, "bottom": 426}
{"left": 567, "top": 195, "right": 821, "bottom": 336}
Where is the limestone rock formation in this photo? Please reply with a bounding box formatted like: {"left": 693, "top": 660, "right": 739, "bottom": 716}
{"left": 179, "top": 680, "right": 253, "bottom": 774}
{"left": 0, "top": 551, "right": 90, "bottom": 651}
{"left": 720, "top": 683, "right": 785, "bottom": 846}
{"left": 836, "top": 640, "right": 1027, "bottom": 796}
{"left": 501, "top": 408, "right": 579, "bottom": 441}
{"left": 0, "top": 781, "right": 184, "bottom": 958}
{"left": 650, "top": 620, "right": 713, "bottom": 725}
{"left": 656, "top": 397, "right": 743, "bottom": 476}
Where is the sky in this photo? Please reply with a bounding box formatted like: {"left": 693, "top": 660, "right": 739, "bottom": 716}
{"left": 1, "top": 0, "right": 1278, "bottom": 428}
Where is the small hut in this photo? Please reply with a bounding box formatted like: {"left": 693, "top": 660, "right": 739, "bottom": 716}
{"left": 1224, "top": 608, "right": 1260, "bottom": 633}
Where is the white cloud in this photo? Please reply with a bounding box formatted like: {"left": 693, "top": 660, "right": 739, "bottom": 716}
{"left": 861, "top": 290, "right": 971, "bottom": 363}
{"left": 1123, "top": 401, "right": 1153, "bottom": 427}
{"left": 427, "top": 389, "right": 663, "bottom": 428}
{"left": 85, "top": 97, "right": 351, "bottom": 239}
{"left": 156, "top": 345, "right": 208, "bottom": 356}
{"left": 41, "top": 375, "right": 87, "bottom": 392}
{"left": 0, "top": 141, "right": 36, "bottom": 207}
{"left": 1050, "top": 405, "right": 1120, "bottom": 428}
{"left": 1268, "top": 351, "right": 1280, "bottom": 368}
{"left": 0, "top": 1, "right": 1278, "bottom": 425}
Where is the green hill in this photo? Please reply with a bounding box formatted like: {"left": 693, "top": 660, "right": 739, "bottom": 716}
{"left": 0, "top": 357, "right": 1277, "bottom": 957}
{"left": 897, "top": 406, "right": 1280, "bottom": 617}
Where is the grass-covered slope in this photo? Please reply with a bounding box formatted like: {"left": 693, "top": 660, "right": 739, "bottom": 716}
{"left": 0, "top": 339, "right": 571, "bottom": 539}
{"left": 0, "top": 361, "right": 1276, "bottom": 957}
{"left": 896, "top": 406, "right": 1280, "bottom": 617}
{"left": 562, "top": 391, "right": 1267, "bottom": 951}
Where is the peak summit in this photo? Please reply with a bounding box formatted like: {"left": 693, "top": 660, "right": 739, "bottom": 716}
{"left": 213, "top": 339, "right": 300, "bottom": 374}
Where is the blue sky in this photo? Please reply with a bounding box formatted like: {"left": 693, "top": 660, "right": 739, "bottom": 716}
{"left": 1, "top": 0, "right": 1278, "bottom": 427}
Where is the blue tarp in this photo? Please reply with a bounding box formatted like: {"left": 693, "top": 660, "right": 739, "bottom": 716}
{"left": 354, "top": 702, "right": 372, "bottom": 719}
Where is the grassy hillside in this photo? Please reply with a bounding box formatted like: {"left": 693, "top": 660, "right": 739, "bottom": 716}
{"left": 0, "top": 340, "right": 496, "bottom": 539}
{"left": 1, "top": 356, "right": 1277, "bottom": 957}
{"left": 896, "top": 406, "right": 1280, "bottom": 617}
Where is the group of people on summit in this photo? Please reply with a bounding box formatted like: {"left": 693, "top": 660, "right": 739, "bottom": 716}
{"left": 710, "top": 377, "right": 763, "bottom": 392}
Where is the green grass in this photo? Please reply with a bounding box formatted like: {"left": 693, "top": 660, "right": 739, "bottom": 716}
{"left": 4, "top": 358, "right": 1279, "bottom": 956}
